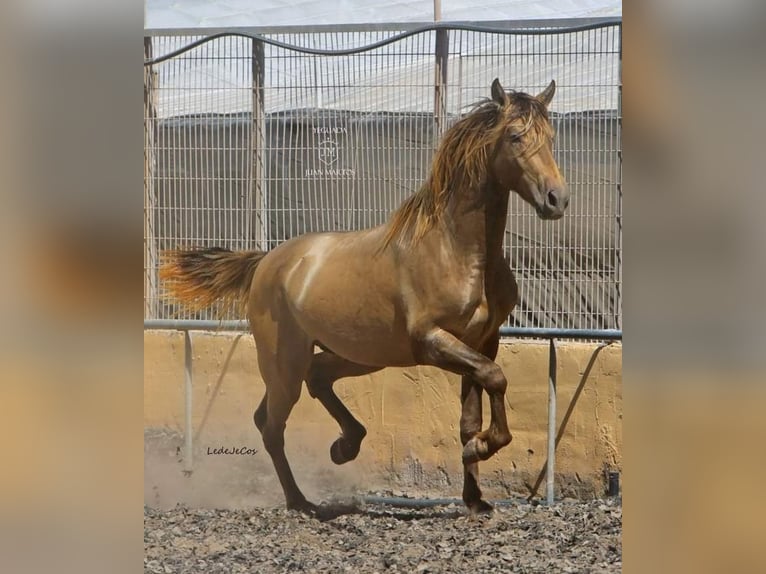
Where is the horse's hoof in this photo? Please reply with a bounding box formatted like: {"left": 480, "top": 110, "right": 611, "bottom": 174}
{"left": 462, "top": 437, "right": 490, "bottom": 464}
{"left": 330, "top": 438, "right": 358, "bottom": 465}
{"left": 467, "top": 499, "right": 494, "bottom": 516}
{"left": 287, "top": 499, "right": 319, "bottom": 516}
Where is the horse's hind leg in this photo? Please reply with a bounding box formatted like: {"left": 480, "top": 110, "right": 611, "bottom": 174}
{"left": 253, "top": 394, "right": 267, "bottom": 432}
{"left": 256, "top": 336, "right": 316, "bottom": 513}
{"left": 306, "top": 351, "right": 381, "bottom": 465}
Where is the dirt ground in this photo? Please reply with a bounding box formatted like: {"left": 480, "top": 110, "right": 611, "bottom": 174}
{"left": 145, "top": 423, "right": 621, "bottom": 573}
{"left": 144, "top": 497, "right": 621, "bottom": 573}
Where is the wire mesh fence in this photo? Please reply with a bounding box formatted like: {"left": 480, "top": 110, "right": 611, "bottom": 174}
{"left": 144, "top": 19, "right": 622, "bottom": 332}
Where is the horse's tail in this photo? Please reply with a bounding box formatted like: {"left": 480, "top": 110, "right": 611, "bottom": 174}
{"left": 159, "top": 247, "right": 267, "bottom": 316}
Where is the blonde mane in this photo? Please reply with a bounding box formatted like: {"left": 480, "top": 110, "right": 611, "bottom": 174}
{"left": 383, "top": 91, "right": 552, "bottom": 247}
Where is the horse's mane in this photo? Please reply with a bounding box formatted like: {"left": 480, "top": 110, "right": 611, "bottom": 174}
{"left": 383, "top": 91, "right": 552, "bottom": 247}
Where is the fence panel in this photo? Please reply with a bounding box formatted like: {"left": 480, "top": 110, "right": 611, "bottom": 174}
{"left": 144, "top": 20, "right": 622, "bottom": 331}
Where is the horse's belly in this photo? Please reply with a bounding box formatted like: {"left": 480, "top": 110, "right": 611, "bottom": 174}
{"left": 320, "top": 334, "right": 416, "bottom": 368}
{"left": 285, "top": 259, "right": 415, "bottom": 366}
{"left": 301, "top": 305, "right": 415, "bottom": 366}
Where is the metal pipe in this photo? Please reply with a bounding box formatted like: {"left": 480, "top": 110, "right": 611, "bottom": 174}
{"left": 364, "top": 496, "right": 457, "bottom": 508}
{"left": 546, "top": 338, "right": 557, "bottom": 505}
{"left": 144, "top": 319, "right": 622, "bottom": 342}
{"left": 527, "top": 342, "right": 612, "bottom": 501}
{"left": 193, "top": 333, "right": 244, "bottom": 444}
{"left": 144, "top": 19, "right": 624, "bottom": 65}
{"left": 145, "top": 17, "right": 623, "bottom": 38}
{"left": 607, "top": 471, "right": 620, "bottom": 497}
{"left": 499, "top": 327, "right": 622, "bottom": 340}
{"left": 361, "top": 495, "right": 522, "bottom": 509}
{"left": 183, "top": 330, "right": 194, "bottom": 475}
{"left": 145, "top": 319, "right": 249, "bottom": 331}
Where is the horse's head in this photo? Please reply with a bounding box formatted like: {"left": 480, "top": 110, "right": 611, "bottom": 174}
{"left": 488, "top": 78, "right": 569, "bottom": 220}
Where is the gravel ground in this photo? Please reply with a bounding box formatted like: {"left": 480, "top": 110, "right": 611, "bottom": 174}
{"left": 144, "top": 497, "right": 621, "bottom": 573}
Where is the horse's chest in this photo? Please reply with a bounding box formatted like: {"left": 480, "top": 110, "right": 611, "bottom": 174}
{"left": 450, "top": 267, "right": 513, "bottom": 343}
{"left": 440, "top": 282, "right": 492, "bottom": 340}
{"left": 463, "top": 295, "right": 491, "bottom": 336}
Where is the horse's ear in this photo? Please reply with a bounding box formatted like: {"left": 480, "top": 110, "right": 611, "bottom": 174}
{"left": 536, "top": 80, "right": 556, "bottom": 107}
{"left": 491, "top": 78, "right": 509, "bottom": 106}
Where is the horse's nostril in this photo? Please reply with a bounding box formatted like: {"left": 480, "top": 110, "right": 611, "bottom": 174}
{"left": 547, "top": 191, "right": 558, "bottom": 208}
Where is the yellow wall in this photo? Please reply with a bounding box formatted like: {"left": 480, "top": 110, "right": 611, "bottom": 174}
{"left": 144, "top": 330, "right": 621, "bottom": 507}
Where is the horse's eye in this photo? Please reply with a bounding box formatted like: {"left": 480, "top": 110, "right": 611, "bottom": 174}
{"left": 509, "top": 133, "right": 522, "bottom": 143}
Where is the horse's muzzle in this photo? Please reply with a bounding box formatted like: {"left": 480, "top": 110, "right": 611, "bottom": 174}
{"left": 538, "top": 187, "right": 569, "bottom": 219}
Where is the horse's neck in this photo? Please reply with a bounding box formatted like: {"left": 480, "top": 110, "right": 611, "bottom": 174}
{"left": 446, "top": 180, "right": 509, "bottom": 269}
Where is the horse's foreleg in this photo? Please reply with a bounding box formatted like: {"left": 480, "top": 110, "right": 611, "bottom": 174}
{"left": 460, "top": 335, "right": 500, "bottom": 514}
{"left": 306, "top": 351, "right": 381, "bottom": 465}
{"left": 415, "top": 328, "right": 512, "bottom": 466}
{"left": 460, "top": 377, "right": 493, "bottom": 514}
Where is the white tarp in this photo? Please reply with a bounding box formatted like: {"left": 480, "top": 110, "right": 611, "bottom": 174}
{"left": 145, "top": 1, "right": 621, "bottom": 117}
{"left": 145, "top": 0, "right": 621, "bottom": 28}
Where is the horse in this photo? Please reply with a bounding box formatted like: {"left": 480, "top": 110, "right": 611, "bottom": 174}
{"left": 160, "top": 78, "right": 569, "bottom": 515}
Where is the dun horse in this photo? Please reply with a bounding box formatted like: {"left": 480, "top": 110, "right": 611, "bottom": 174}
{"left": 161, "top": 79, "right": 569, "bottom": 515}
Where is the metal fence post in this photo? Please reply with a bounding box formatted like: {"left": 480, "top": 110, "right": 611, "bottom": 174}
{"left": 144, "top": 36, "right": 159, "bottom": 318}
{"left": 183, "top": 330, "right": 194, "bottom": 475}
{"left": 615, "top": 22, "right": 623, "bottom": 331}
{"left": 434, "top": 28, "right": 449, "bottom": 139}
{"left": 546, "top": 338, "right": 557, "bottom": 505}
{"left": 434, "top": 0, "right": 448, "bottom": 139}
{"left": 251, "top": 39, "right": 266, "bottom": 251}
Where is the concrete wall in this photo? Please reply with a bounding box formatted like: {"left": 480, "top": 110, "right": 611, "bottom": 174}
{"left": 144, "top": 330, "right": 622, "bottom": 508}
